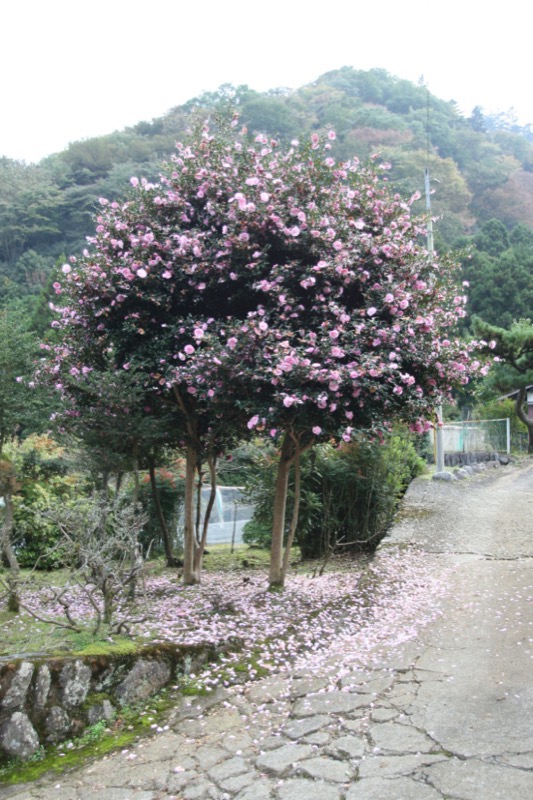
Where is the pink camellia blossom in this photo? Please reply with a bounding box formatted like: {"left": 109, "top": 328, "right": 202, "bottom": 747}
{"left": 61, "top": 264, "right": 71, "bottom": 274}
{"left": 162, "top": 270, "right": 172, "bottom": 279}
{"left": 184, "top": 344, "right": 195, "bottom": 355}
{"left": 328, "top": 130, "right": 336, "bottom": 140}
{"left": 130, "top": 177, "right": 139, "bottom": 187}
{"left": 227, "top": 337, "right": 237, "bottom": 350}
{"left": 283, "top": 396, "right": 296, "bottom": 407}
{"left": 137, "top": 268, "right": 147, "bottom": 278}
{"left": 194, "top": 328, "right": 204, "bottom": 339}
{"left": 247, "top": 415, "right": 259, "bottom": 429}
{"left": 312, "top": 426, "right": 322, "bottom": 435}
{"left": 367, "top": 307, "right": 377, "bottom": 317}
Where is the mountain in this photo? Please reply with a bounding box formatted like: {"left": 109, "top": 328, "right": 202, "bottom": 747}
{"left": 1, "top": 67, "right": 532, "bottom": 328}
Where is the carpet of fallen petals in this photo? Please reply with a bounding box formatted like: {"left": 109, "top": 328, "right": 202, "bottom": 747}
{"left": 13, "top": 545, "right": 449, "bottom": 690}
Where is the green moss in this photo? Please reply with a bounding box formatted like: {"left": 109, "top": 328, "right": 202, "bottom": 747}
{"left": 73, "top": 638, "right": 137, "bottom": 657}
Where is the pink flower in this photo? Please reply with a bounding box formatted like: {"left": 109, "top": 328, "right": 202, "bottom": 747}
{"left": 328, "top": 130, "right": 336, "bottom": 140}
{"left": 312, "top": 426, "right": 322, "bottom": 435}
{"left": 184, "top": 345, "right": 195, "bottom": 355}
{"left": 247, "top": 415, "right": 259, "bottom": 429}
{"left": 367, "top": 307, "right": 377, "bottom": 317}
{"left": 162, "top": 270, "right": 173, "bottom": 279}
{"left": 61, "top": 264, "right": 71, "bottom": 274}
{"left": 137, "top": 268, "right": 147, "bottom": 278}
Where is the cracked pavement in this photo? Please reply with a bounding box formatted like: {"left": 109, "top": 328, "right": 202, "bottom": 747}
{"left": 2, "top": 461, "right": 532, "bottom": 799}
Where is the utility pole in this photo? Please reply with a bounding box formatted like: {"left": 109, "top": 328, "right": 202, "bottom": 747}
{"left": 425, "top": 160, "right": 445, "bottom": 472}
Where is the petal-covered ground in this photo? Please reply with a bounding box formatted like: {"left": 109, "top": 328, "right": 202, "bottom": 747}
{"left": 11, "top": 545, "right": 450, "bottom": 690}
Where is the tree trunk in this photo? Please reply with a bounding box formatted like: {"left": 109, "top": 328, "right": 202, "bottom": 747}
{"left": 148, "top": 454, "right": 175, "bottom": 567}
{"left": 281, "top": 438, "right": 301, "bottom": 585}
{"left": 193, "top": 454, "right": 217, "bottom": 578}
{"left": 0, "top": 493, "right": 20, "bottom": 613}
{"left": 183, "top": 441, "right": 200, "bottom": 585}
{"left": 514, "top": 387, "right": 533, "bottom": 454}
{"left": 269, "top": 433, "right": 296, "bottom": 588}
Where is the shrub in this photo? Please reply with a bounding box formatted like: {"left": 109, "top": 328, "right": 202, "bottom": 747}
{"left": 243, "top": 432, "right": 425, "bottom": 558}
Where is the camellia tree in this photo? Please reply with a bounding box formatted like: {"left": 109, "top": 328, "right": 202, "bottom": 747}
{"left": 44, "top": 119, "right": 483, "bottom": 586}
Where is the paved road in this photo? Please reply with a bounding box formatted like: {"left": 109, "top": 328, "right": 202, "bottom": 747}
{"left": 3, "top": 461, "right": 532, "bottom": 799}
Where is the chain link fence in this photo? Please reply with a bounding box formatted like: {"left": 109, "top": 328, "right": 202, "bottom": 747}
{"left": 440, "top": 419, "right": 510, "bottom": 454}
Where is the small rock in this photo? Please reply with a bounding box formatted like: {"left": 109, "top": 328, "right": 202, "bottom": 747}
{"left": 432, "top": 471, "right": 456, "bottom": 482}
{"left": 87, "top": 699, "right": 116, "bottom": 726}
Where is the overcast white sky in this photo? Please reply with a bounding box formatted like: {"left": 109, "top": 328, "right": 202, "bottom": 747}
{"left": 2, "top": 0, "right": 532, "bottom": 163}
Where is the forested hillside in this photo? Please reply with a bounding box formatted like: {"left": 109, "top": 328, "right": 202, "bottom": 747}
{"left": 2, "top": 66, "right": 533, "bottom": 328}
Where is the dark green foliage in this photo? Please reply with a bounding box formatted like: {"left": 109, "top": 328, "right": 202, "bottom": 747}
{"left": 137, "top": 469, "right": 184, "bottom": 557}
{"left": 242, "top": 434, "right": 425, "bottom": 558}
{"left": 473, "top": 317, "right": 533, "bottom": 452}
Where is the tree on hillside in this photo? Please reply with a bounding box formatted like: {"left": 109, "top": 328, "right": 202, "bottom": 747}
{"left": 44, "top": 120, "right": 483, "bottom": 587}
{"left": 461, "top": 220, "right": 533, "bottom": 328}
{"left": 473, "top": 317, "right": 533, "bottom": 453}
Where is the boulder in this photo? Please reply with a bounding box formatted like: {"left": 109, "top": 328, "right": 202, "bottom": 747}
{"left": 0, "top": 712, "right": 40, "bottom": 759}
{"left": 115, "top": 658, "right": 171, "bottom": 705}
{"left": 45, "top": 705, "right": 71, "bottom": 742}
{"left": 59, "top": 660, "right": 92, "bottom": 709}
{"left": 33, "top": 664, "right": 52, "bottom": 711}
{"left": 1, "top": 661, "right": 34, "bottom": 710}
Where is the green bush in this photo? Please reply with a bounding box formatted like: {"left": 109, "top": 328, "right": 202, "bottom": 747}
{"left": 243, "top": 432, "right": 425, "bottom": 558}
{"left": 11, "top": 437, "right": 75, "bottom": 570}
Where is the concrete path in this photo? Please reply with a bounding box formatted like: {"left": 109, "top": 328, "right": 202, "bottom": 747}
{"left": 2, "top": 461, "right": 532, "bottom": 799}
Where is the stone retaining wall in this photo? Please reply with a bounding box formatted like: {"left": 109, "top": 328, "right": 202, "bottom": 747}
{"left": 0, "top": 640, "right": 238, "bottom": 763}
{"left": 433, "top": 452, "right": 512, "bottom": 482}
{"left": 443, "top": 450, "right": 511, "bottom": 467}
